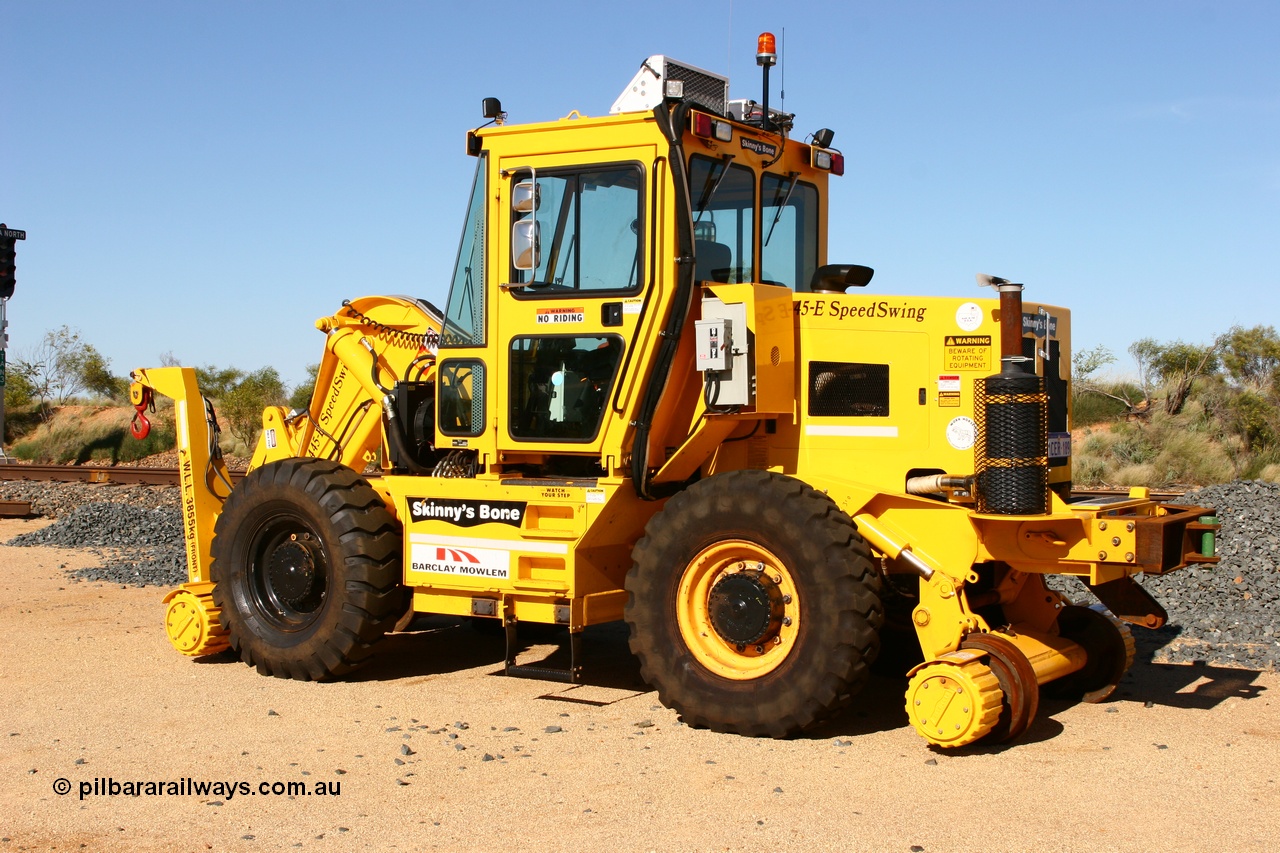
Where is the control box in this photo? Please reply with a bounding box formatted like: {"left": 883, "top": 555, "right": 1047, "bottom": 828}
{"left": 696, "top": 298, "right": 751, "bottom": 407}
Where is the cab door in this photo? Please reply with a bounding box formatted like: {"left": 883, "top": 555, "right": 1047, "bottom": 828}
{"left": 497, "top": 150, "right": 655, "bottom": 461}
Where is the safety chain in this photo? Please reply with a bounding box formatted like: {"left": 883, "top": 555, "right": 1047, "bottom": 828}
{"left": 341, "top": 300, "right": 440, "bottom": 350}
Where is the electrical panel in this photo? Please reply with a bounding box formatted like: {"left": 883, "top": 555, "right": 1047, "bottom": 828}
{"left": 696, "top": 298, "right": 751, "bottom": 407}
{"left": 695, "top": 318, "right": 730, "bottom": 371}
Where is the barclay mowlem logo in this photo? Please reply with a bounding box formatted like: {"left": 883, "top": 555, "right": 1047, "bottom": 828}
{"left": 435, "top": 547, "right": 479, "bottom": 564}
{"left": 409, "top": 542, "right": 511, "bottom": 580}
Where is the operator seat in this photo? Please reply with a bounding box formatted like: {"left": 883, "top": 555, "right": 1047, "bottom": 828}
{"left": 695, "top": 240, "right": 733, "bottom": 283}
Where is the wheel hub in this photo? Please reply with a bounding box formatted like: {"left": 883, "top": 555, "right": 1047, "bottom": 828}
{"left": 267, "top": 539, "right": 319, "bottom": 606}
{"left": 904, "top": 651, "right": 1004, "bottom": 748}
{"left": 707, "top": 569, "right": 785, "bottom": 646}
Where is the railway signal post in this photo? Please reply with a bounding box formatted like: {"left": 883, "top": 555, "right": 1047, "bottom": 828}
{"left": 0, "top": 223, "right": 26, "bottom": 464}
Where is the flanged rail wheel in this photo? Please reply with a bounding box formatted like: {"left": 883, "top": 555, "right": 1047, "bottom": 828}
{"left": 163, "top": 583, "right": 230, "bottom": 657}
{"left": 1045, "top": 604, "right": 1135, "bottom": 703}
{"left": 625, "top": 470, "right": 883, "bottom": 738}
{"left": 959, "top": 632, "right": 1040, "bottom": 743}
{"left": 211, "top": 458, "right": 405, "bottom": 681}
{"left": 905, "top": 650, "right": 1004, "bottom": 748}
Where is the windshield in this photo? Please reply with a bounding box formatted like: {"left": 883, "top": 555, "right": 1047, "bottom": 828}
{"left": 441, "top": 157, "right": 486, "bottom": 347}
{"left": 761, "top": 173, "right": 818, "bottom": 289}
{"left": 688, "top": 155, "right": 755, "bottom": 283}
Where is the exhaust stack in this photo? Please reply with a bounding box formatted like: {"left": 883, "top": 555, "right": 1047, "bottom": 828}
{"left": 974, "top": 274, "right": 1050, "bottom": 515}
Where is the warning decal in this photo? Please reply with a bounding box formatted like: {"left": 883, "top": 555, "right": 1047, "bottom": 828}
{"left": 944, "top": 335, "right": 993, "bottom": 372}
{"left": 536, "top": 307, "right": 585, "bottom": 325}
{"left": 938, "top": 392, "right": 961, "bottom": 407}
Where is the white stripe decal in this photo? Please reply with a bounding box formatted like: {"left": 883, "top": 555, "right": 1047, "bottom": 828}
{"left": 408, "top": 532, "right": 569, "bottom": 554}
{"left": 805, "top": 425, "right": 900, "bottom": 438}
{"left": 176, "top": 401, "right": 188, "bottom": 448}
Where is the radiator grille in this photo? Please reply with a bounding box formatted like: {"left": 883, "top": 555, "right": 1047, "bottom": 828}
{"left": 808, "top": 362, "right": 890, "bottom": 418}
{"left": 664, "top": 60, "right": 728, "bottom": 115}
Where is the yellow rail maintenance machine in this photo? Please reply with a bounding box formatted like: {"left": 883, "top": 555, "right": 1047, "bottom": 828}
{"left": 132, "top": 35, "right": 1218, "bottom": 748}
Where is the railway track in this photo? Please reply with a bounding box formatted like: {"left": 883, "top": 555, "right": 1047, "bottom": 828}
{"left": 0, "top": 463, "right": 245, "bottom": 487}
{"left": 0, "top": 462, "right": 1188, "bottom": 501}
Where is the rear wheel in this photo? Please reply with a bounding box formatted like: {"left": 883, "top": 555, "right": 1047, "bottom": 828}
{"left": 211, "top": 458, "right": 405, "bottom": 680}
{"left": 625, "top": 470, "right": 883, "bottom": 737}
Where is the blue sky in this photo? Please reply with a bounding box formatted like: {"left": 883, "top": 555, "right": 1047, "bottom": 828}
{"left": 3, "top": 1, "right": 1277, "bottom": 389}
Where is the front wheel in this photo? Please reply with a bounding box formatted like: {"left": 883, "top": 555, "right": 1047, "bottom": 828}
{"left": 625, "top": 470, "right": 883, "bottom": 737}
{"left": 211, "top": 458, "right": 405, "bottom": 681}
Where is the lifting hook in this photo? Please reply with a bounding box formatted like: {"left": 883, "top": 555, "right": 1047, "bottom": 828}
{"left": 131, "top": 387, "right": 154, "bottom": 440}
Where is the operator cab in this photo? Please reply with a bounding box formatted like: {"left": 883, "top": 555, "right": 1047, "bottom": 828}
{"left": 435, "top": 45, "right": 847, "bottom": 479}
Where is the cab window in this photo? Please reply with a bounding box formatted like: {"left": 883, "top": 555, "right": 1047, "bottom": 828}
{"left": 512, "top": 165, "right": 643, "bottom": 294}
{"left": 508, "top": 335, "right": 623, "bottom": 441}
{"left": 689, "top": 155, "right": 755, "bottom": 283}
{"left": 762, "top": 173, "right": 819, "bottom": 290}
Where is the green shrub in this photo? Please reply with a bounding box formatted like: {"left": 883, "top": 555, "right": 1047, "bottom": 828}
{"left": 221, "top": 367, "right": 286, "bottom": 447}
{"left": 1109, "top": 427, "right": 1157, "bottom": 466}
{"left": 288, "top": 363, "right": 320, "bottom": 412}
{"left": 4, "top": 371, "right": 35, "bottom": 410}
{"left": 1072, "top": 453, "right": 1108, "bottom": 486}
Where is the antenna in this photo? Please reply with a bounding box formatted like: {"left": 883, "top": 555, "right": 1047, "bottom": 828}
{"left": 780, "top": 27, "right": 785, "bottom": 114}
{"left": 727, "top": 0, "right": 733, "bottom": 79}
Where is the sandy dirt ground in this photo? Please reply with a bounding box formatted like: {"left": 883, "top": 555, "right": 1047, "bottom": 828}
{"left": 2, "top": 516, "right": 1278, "bottom": 853}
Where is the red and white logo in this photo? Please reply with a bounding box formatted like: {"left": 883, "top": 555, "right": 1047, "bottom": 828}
{"left": 409, "top": 542, "right": 510, "bottom": 581}
{"left": 436, "top": 547, "right": 480, "bottom": 563}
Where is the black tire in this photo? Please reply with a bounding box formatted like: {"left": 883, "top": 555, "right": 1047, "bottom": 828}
{"left": 1044, "top": 604, "right": 1134, "bottom": 703}
{"left": 872, "top": 573, "right": 926, "bottom": 676}
{"left": 211, "top": 458, "right": 405, "bottom": 681}
{"left": 625, "top": 470, "right": 883, "bottom": 737}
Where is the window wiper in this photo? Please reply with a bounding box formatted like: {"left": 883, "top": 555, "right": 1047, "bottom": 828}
{"left": 694, "top": 154, "right": 736, "bottom": 224}
{"left": 764, "top": 171, "right": 800, "bottom": 248}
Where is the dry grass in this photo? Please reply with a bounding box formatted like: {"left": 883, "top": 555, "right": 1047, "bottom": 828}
{"left": 1070, "top": 409, "right": 1235, "bottom": 487}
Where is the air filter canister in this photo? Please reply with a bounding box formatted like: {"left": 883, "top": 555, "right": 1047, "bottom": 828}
{"left": 975, "top": 366, "right": 1049, "bottom": 515}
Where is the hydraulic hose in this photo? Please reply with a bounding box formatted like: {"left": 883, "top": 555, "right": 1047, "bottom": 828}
{"left": 631, "top": 99, "right": 695, "bottom": 500}
{"left": 381, "top": 396, "right": 435, "bottom": 475}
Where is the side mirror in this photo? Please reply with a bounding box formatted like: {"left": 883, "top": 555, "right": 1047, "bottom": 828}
{"left": 810, "top": 264, "right": 874, "bottom": 293}
{"left": 482, "top": 97, "right": 503, "bottom": 119}
{"left": 513, "top": 220, "right": 540, "bottom": 270}
{"left": 512, "top": 180, "right": 540, "bottom": 214}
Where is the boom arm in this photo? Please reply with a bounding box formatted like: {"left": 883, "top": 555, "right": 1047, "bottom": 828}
{"left": 128, "top": 366, "right": 235, "bottom": 658}
{"left": 129, "top": 366, "right": 233, "bottom": 585}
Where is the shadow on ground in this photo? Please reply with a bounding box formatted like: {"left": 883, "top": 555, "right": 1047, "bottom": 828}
{"left": 194, "top": 615, "right": 1270, "bottom": 748}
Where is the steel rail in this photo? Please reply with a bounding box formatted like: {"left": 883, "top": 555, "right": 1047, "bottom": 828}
{"left": 0, "top": 463, "right": 245, "bottom": 487}
{"left": 0, "top": 464, "right": 1188, "bottom": 502}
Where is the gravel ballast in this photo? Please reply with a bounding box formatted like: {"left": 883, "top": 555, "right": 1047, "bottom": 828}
{"left": 1, "top": 482, "right": 187, "bottom": 587}
{"left": 3, "top": 477, "right": 1276, "bottom": 669}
